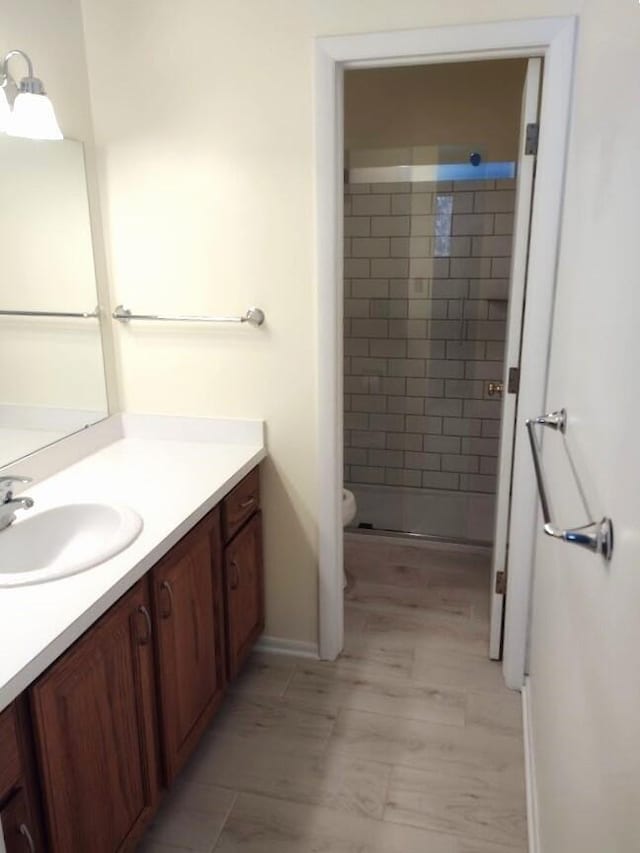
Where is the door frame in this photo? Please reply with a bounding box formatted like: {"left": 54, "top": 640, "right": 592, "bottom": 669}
{"left": 315, "top": 16, "right": 577, "bottom": 689}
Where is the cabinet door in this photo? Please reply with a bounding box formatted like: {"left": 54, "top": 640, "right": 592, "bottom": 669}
{"left": 30, "top": 580, "right": 160, "bottom": 853}
{"left": 1, "top": 789, "right": 37, "bottom": 853}
{"left": 152, "top": 508, "right": 226, "bottom": 783}
{"left": 225, "top": 511, "right": 264, "bottom": 679}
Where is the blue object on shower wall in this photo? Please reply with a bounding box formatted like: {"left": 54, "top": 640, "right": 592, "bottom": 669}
{"left": 437, "top": 161, "right": 516, "bottom": 181}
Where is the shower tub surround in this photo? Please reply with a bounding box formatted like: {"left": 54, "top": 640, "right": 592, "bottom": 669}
{"left": 343, "top": 178, "right": 515, "bottom": 541}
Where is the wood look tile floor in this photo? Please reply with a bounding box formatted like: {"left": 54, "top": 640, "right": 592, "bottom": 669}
{"left": 139, "top": 535, "right": 528, "bottom": 853}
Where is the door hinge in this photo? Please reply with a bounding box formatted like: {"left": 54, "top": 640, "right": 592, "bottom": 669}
{"left": 495, "top": 570, "right": 507, "bottom": 596}
{"left": 507, "top": 366, "right": 520, "bottom": 395}
{"left": 525, "top": 122, "right": 539, "bottom": 155}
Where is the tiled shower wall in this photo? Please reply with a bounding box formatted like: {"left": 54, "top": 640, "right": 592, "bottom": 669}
{"left": 344, "top": 178, "right": 515, "bottom": 496}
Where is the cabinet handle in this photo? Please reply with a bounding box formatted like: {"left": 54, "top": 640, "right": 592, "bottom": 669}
{"left": 137, "top": 605, "right": 152, "bottom": 645}
{"left": 230, "top": 560, "right": 240, "bottom": 590}
{"left": 160, "top": 580, "right": 174, "bottom": 619}
{"left": 239, "top": 496, "right": 255, "bottom": 509}
{"left": 19, "top": 824, "right": 36, "bottom": 853}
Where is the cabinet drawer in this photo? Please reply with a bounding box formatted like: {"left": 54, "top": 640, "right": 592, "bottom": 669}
{"left": 0, "top": 703, "right": 20, "bottom": 801}
{"left": 222, "top": 468, "right": 260, "bottom": 543}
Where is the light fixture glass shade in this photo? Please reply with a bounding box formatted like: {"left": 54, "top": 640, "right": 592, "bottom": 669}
{"left": 6, "top": 91, "right": 63, "bottom": 140}
{"left": 0, "top": 87, "right": 10, "bottom": 133}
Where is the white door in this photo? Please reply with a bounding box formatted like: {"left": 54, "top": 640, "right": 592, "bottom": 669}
{"left": 489, "top": 57, "right": 542, "bottom": 660}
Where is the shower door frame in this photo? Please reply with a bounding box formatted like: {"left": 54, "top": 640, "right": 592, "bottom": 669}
{"left": 315, "top": 16, "right": 577, "bottom": 690}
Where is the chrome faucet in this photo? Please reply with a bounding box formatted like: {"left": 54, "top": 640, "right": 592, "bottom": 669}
{"left": 0, "top": 476, "right": 34, "bottom": 531}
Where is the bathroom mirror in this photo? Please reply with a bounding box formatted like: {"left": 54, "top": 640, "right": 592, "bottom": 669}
{"left": 0, "top": 135, "right": 108, "bottom": 468}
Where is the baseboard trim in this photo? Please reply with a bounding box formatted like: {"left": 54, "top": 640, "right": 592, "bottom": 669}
{"left": 522, "top": 677, "right": 541, "bottom": 853}
{"left": 255, "top": 635, "right": 319, "bottom": 659}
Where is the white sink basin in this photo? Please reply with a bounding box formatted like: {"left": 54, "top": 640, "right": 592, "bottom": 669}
{"left": 0, "top": 503, "right": 143, "bottom": 587}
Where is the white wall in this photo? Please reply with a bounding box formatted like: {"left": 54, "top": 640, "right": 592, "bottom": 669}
{"left": 79, "top": 2, "right": 640, "bottom": 847}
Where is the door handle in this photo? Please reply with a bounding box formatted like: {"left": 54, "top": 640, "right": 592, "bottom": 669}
{"left": 160, "top": 580, "right": 174, "bottom": 619}
{"left": 137, "top": 605, "right": 152, "bottom": 645}
{"left": 230, "top": 560, "right": 240, "bottom": 590}
{"left": 20, "top": 824, "right": 36, "bottom": 853}
{"left": 239, "top": 496, "right": 256, "bottom": 509}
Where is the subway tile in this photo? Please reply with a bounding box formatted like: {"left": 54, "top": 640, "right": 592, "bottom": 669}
{"left": 387, "top": 397, "right": 423, "bottom": 416}
{"left": 351, "top": 356, "right": 388, "bottom": 375}
{"left": 352, "top": 237, "right": 390, "bottom": 258}
{"left": 369, "top": 449, "right": 404, "bottom": 468}
{"left": 459, "top": 473, "right": 497, "bottom": 493}
{"left": 425, "top": 359, "right": 465, "bottom": 379}
{"left": 385, "top": 469, "right": 422, "bottom": 487}
{"left": 371, "top": 299, "right": 409, "bottom": 319}
{"left": 389, "top": 319, "right": 428, "bottom": 339}
{"left": 451, "top": 192, "right": 474, "bottom": 213}
{"left": 351, "top": 319, "right": 389, "bottom": 339}
{"left": 379, "top": 377, "right": 407, "bottom": 395}
{"left": 345, "top": 447, "right": 367, "bottom": 466}
{"left": 344, "top": 238, "right": 351, "bottom": 258}
{"left": 410, "top": 258, "right": 449, "bottom": 279}
{"left": 369, "top": 413, "right": 406, "bottom": 432}
{"left": 413, "top": 180, "right": 452, "bottom": 192}
{"left": 390, "top": 237, "right": 410, "bottom": 257}
{"left": 345, "top": 298, "right": 370, "bottom": 318}
{"left": 488, "top": 301, "right": 508, "bottom": 320}
{"left": 344, "top": 258, "right": 370, "bottom": 278}
{"left": 344, "top": 194, "right": 352, "bottom": 216}
{"left": 465, "top": 321, "right": 506, "bottom": 341}
{"left": 391, "top": 194, "right": 411, "bottom": 215}
{"left": 406, "top": 415, "right": 443, "bottom": 434}
{"left": 371, "top": 216, "right": 410, "bottom": 237}
{"left": 404, "top": 451, "right": 441, "bottom": 471}
{"left": 409, "top": 278, "right": 433, "bottom": 297}
{"left": 480, "top": 456, "right": 498, "bottom": 475}
{"left": 421, "top": 434, "right": 461, "bottom": 453}
{"left": 407, "top": 237, "right": 433, "bottom": 257}
{"left": 491, "top": 257, "right": 511, "bottom": 277}
{"left": 422, "top": 471, "right": 459, "bottom": 490}
{"left": 407, "top": 300, "right": 448, "bottom": 320}
{"left": 405, "top": 379, "right": 445, "bottom": 397}
{"left": 442, "top": 454, "right": 479, "bottom": 473}
{"left": 371, "top": 258, "right": 409, "bottom": 278}
{"left": 464, "top": 361, "right": 504, "bottom": 380}
{"left": 344, "top": 279, "right": 352, "bottom": 298}
{"left": 447, "top": 300, "right": 463, "bottom": 320}
{"left": 345, "top": 217, "right": 371, "bottom": 237}
{"left": 468, "top": 279, "right": 509, "bottom": 300}
{"left": 451, "top": 213, "right": 494, "bottom": 236}
{"left": 450, "top": 257, "right": 492, "bottom": 279}
{"left": 454, "top": 179, "right": 494, "bottom": 191}
{"left": 443, "top": 417, "right": 482, "bottom": 436}
{"left": 351, "top": 279, "right": 389, "bottom": 299}
{"left": 386, "top": 432, "right": 423, "bottom": 450}
{"left": 343, "top": 393, "right": 351, "bottom": 412}
{"left": 471, "top": 235, "right": 513, "bottom": 257}
{"left": 410, "top": 194, "right": 434, "bottom": 214}
{"left": 424, "top": 320, "right": 464, "bottom": 340}
{"left": 462, "top": 399, "right": 502, "bottom": 420}
{"left": 351, "top": 466, "right": 386, "bottom": 484}
{"left": 371, "top": 182, "right": 410, "bottom": 193}
{"left": 446, "top": 340, "right": 485, "bottom": 360}
{"left": 494, "top": 213, "right": 515, "bottom": 234}
{"left": 351, "top": 430, "right": 386, "bottom": 448}
{"left": 473, "top": 190, "right": 516, "bottom": 213}
{"left": 345, "top": 376, "right": 373, "bottom": 394}
{"left": 351, "top": 395, "right": 387, "bottom": 413}
{"left": 461, "top": 436, "right": 500, "bottom": 456}
{"left": 410, "top": 215, "right": 436, "bottom": 236}
{"left": 344, "top": 413, "right": 369, "bottom": 430}
{"left": 369, "top": 339, "right": 407, "bottom": 358}
{"left": 430, "top": 279, "right": 468, "bottom": 299}
{"left": 406, "top": 340, "right": 446, "bottom": 360}
{"left": 344, "top": 339, "right": 369, "bottom": 357}
{"left": 444, "top": 379, "right": 485, "bottom": 399}
{"left": 388, "top": 359, "right": 426, "bottom": 378}
{"left": 462, "top": 301, "right": 489, "bottom": 320}
{"left": 345, "top": 183, "right": 371, "bottom": 194}
{"left": 448, "top": 236, "right": 472, "bottom": 256}
{"left": 482, "top": 419, "right": 501, "bottom": 437}
{"left": 352, "top": 194, "right": 391, "bottom": 216}
{"left": 424, "top": 398, "right": 463, "bottom": 418}
{"left": 486, "top": 341, "right": 505, "bottom": 361}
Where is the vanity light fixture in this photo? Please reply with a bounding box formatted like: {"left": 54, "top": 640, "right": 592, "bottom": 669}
{"left": 0, "top": 49, "right": 63, "bottom": 140}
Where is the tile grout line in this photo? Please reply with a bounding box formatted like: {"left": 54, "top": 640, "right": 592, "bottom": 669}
{"left": 210, "top": 789, "right": 239, "bottom": 852}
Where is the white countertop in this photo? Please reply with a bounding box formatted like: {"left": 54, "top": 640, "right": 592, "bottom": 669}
{"left": 0, "top": 414, "right": 266, "bottom": 712}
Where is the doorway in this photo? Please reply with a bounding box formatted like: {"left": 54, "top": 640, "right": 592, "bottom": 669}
{"left": 316, "top": 18, "right": 577, "bottom": 689}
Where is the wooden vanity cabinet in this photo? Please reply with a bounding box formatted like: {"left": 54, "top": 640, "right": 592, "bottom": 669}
{"left": 29, "top": 579, "right": 160, "bottom": 853}
{"left": 223, "top": 470, "right": 264, "bottom": 680}
{"left": 1, "top": 789, "right": 37, "bottom": 853}
{"left": 0, "top": 701, "right": 43, "bottom": 852}
{"left": 151, "top": 507, "right": 226, "bottom": 784}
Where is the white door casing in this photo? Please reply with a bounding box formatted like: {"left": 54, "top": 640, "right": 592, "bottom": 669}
{"left": 489, "top": 57, "right": 542, "bottom": 660}
{"left": 316, "top": 18, "right": 577, "bottom": 689}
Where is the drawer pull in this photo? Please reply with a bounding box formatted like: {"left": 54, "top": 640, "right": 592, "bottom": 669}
{"left": 137, "top": 606, "right": 152, "bottom": 645}
{"left": 239, "top": 496, "right": 256, "bottom": 509}
{"left": 230, "top": 561, "right": 240, "bottom": 590}
{"left": 160, "top": 580, "right": 174, "bottom": 619}
{"left": 20, "top": 823, "right": 36, "bottom": 852}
